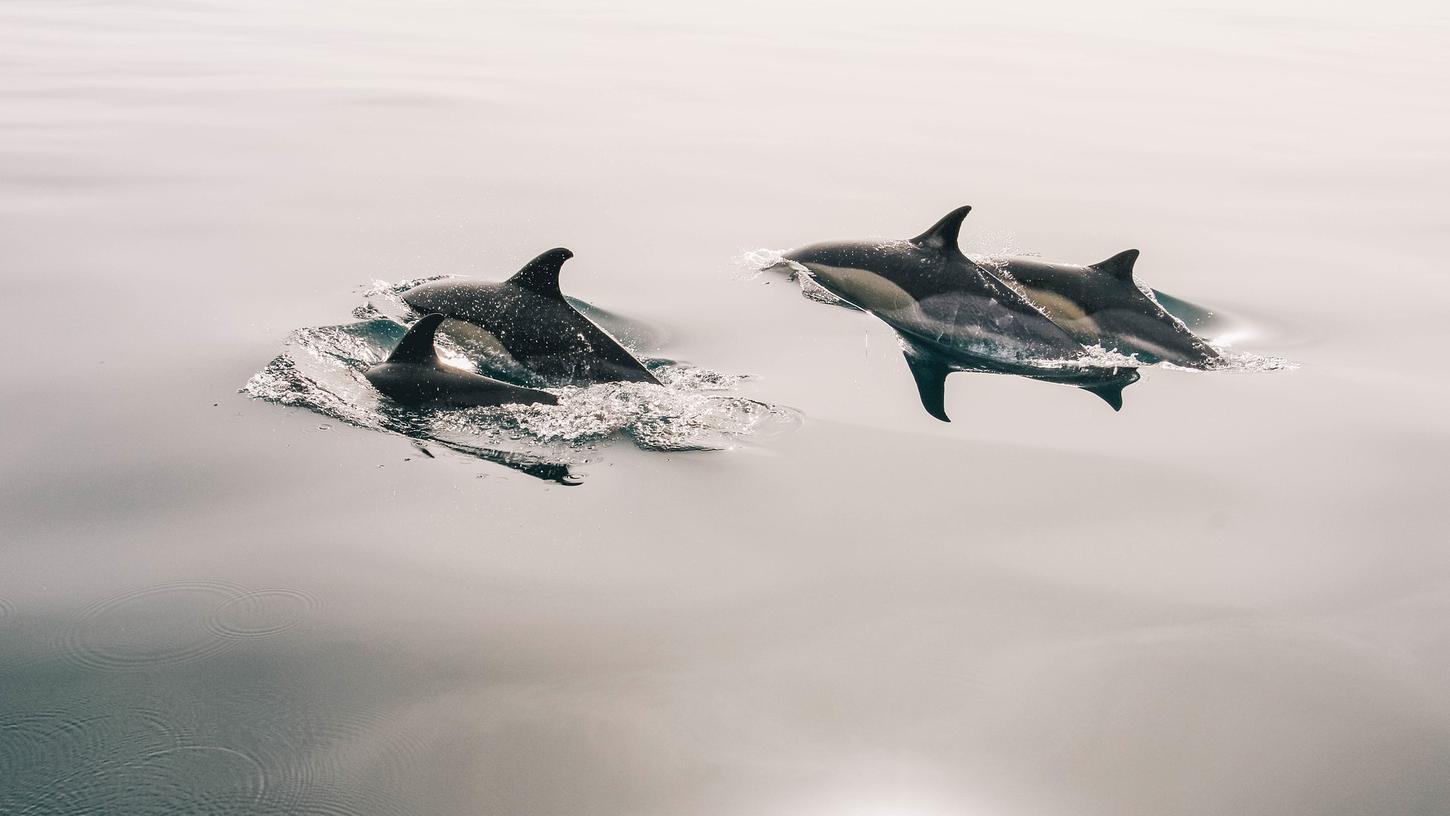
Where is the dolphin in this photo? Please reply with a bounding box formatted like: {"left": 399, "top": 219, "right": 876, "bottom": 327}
{"left": 402, "top": 248, "right": 661, "bottom": 386}
{"left": 782, "top": 205, "right": 1138, "bottom": 420}
{"left": 365, "top": 313, "right": 559, "bottom": 408}
{"left": 989, "top": 250, "right": 1221, "bottom": 368}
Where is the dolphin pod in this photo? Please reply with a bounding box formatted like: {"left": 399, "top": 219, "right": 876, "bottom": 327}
{"left": 783, "top": 206, "right": 1149, "bottom": 420}
{"left": 362, "top": 207, "right": 1222, "bottom": 422}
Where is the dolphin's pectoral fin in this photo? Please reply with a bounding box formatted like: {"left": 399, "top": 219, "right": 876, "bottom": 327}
{"left": 387, "top": 313, "right": 445, "bottom": 364}
{"left": 1083, "top": 382, "right": 1126, "bottom": 411}
{"left": 1079, "top": 369, "right": 1140, "bottom": 411}
{"left": 1090, "top": 249, "right": 1140, "bottom": 281}
{"left": 506, "top": 247, "right": 574, "bottom": 299}
{"left": 902, "top": 348, "right": 954, "bottom": 422}
{"left": 910, "top": 205, "right": 972, "bottom": 255}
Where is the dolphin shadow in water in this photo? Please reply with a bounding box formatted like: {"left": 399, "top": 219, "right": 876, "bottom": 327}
{"left": 781, "top": 206, "right": 1140, "bottom": 421}
{"left": 375, "top": 402, "right": 584, "bottom": 486}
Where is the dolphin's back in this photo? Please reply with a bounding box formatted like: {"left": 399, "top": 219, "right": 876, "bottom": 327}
{"left": 999, "top": 255, "right": 1219, "bottom": 367}
{"left": 403, "top": 278, "right": 658, "bottom": 385}
{"left": 366, "top": 362, "right": 557, "bottom": 408}
{"left": 788, "top": 241, "right": 1087, "bottom": 363}
{"left": 364, "top": 313, "right": 558, "bottom": 408}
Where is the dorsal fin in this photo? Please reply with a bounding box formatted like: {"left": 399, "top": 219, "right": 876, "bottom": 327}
{"left": 505, "top": 247, "right": 573, "bottom": 298}
{"left": 1090, "top": 249, "right": 1139, "bottom": 281}
{"left": 387, "top": 313, "right": 444, "bottom": 364}
{"left": 910, "top": 205, "right": 972, "bottom": 254}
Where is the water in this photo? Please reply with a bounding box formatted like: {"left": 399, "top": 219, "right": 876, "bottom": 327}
{"left": 3, "top": 1, "right": 1449, "bottom": 814}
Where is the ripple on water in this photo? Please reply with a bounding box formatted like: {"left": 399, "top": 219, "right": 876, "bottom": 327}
{"left": 126, "top": 745, "right": 270, "bottom": 813}
{"left": 60, "top": 580, "right": 249, "bottom": 672}
{"left": 1, "top": 691, "right": 435, "bottom": 816}
{"left": 24, "top": 744, "right": 273, "bottom": 816}
{"left": 185, "top": 689, "right": 436, "bottom": 816}
{"left": 0, "top": 694, "right": 437, "bottom": 815}
{"left": 291, "top": 712, "right": 433, "bottom": 816}
{"left": 61, "top": 580, "right": 319, "bottom": 672}
{"left": 208, "top": 589, "right": 320, "bottom": 640}
{"left": 0, "top": 713, "right": 113, "bottom": 785}
{"left": 0, "top": 706, "right": 201, "bottom": 815}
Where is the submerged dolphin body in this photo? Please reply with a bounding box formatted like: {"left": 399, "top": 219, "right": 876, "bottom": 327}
{"left": 782, "top": 206, "right": 1138, "bottom": 421}
{"left": 402, "top": 249, "right": 660, "bottom": 386}
{"left": 365, "top": 313, "right": 558, "bottom": 408}
{"left": 992, "top": 250, "right": 1221, "bottom": 368}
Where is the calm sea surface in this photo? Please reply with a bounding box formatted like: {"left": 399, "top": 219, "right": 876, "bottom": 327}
{"left": 3, "top": 1, "right": 1449, "bottom": 814}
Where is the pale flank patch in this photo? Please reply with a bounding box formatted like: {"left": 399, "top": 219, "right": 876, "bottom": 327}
{"left": 806, "top": 263, "right": 918, "bottom": 314}
{"left": 1020, "top": 286, "right": 1099, "bottom": 344}
{"left": 437, "top": 319, "right": 522, "bottom": 370}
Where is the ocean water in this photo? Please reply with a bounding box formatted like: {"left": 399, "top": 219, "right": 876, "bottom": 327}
{"left": 3, "top": 1, "right": 1449, "bottom": 814}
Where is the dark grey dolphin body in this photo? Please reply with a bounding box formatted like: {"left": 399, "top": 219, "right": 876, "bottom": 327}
{"left": 993, "top": 250, "right": 1220, "bottom": 368}
{"left": 402, "top": 249, "right": 660, "bottom": 387}
{"left": 783, "top": 206, "right": 1138, "bottom": 420}
{"left": 365, "top": 314, "right": 558, "bottom": 408}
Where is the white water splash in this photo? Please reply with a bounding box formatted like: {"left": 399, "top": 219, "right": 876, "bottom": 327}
{"left": 734, "top": 249, "right": 857, "bottom": 309}
{"left": 243, "top": 282, "right": 799, "bottom": 482}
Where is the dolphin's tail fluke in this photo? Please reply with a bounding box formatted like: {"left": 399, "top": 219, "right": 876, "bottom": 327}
{"left": 387, "top": 313, "right": 445, "bottom": 364}
{"left": 903, "top": 350, "right": 953, "bottom": 422}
